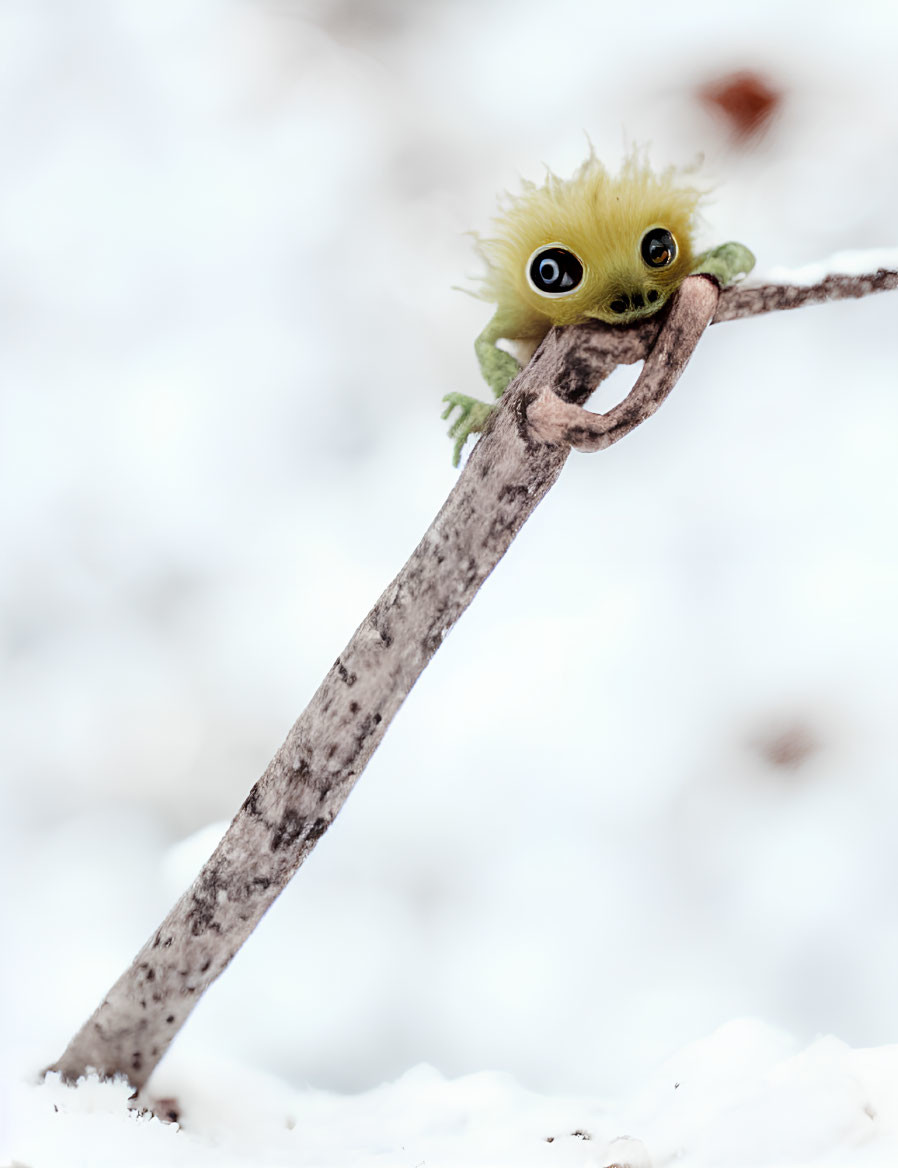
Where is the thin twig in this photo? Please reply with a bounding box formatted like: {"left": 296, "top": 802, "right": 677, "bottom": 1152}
{"left": 712, "top": 268, "right": 898, "bottom": 322}
{"left": 51, "top": 267, "right": 897, "bottom": 1092}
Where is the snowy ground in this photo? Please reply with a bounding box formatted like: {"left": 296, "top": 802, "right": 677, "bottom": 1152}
{"left": 2, "top": 0, "right": 898, "bottom": 1164}
{"left": 8, "top": 1022, "right": 898, "bottom": 1166}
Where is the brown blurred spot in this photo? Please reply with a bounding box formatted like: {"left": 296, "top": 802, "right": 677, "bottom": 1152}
{"left": 153, "top": 1097, "right": 180, "bottom": 1124}
{"left": 754, "top": 720, "right": 819, "bottom": 773}
{"left": 698, "top": 71, "right": 782, "bottom": 141}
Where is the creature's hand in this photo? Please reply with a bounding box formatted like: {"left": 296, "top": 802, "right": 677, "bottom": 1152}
{"left": 692, "top": 241, "right": 755, "bottom": 287}
{"left": 441, "top": 393, "right": 495, "bottom": 467}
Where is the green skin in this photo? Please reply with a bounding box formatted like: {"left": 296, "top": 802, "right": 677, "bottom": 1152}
{"left": 442, "top": 241, "right": 756, "bottom": 466}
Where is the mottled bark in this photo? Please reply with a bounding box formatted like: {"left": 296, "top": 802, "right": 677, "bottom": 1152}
{"left": 528, "top": 276, "right": 719, "bottom": 451}
{"left": 51, "top": 268, "right": 897, "bottom": 1092}
{"left": 712, "top": 268, "right": 898, "bottom": 322}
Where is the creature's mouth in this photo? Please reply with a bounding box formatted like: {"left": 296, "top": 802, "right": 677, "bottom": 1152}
{"left": 608, "top": 288, "right": 661, "bottom": 316}
{"left": 589, "top": 287, "right": 666, "bottom": 326}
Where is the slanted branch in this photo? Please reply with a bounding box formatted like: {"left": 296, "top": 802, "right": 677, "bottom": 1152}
{"left": 51, "top": 264, "right": 898, "bottom": 1093}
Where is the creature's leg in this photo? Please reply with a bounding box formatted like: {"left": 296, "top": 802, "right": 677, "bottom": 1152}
{"left": 691, "top": 241, "right": 756, "bottom": 287}
{"left": 442, "top": 314, "right": 522, "bottom": 467}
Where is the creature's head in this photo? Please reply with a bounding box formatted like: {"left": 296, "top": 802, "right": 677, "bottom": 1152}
{"left": 476, "top": 150, "right": 703, "bottom": 327}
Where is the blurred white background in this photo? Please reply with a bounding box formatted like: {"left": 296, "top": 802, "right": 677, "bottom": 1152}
{"left": 2, "top": 0, "right": 898, "bottom": 1100}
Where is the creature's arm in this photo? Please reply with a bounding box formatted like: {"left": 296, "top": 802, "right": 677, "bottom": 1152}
{"left": 691, "top": 241, "right": 756, "bottom": 286}
{"left": 442, "top": 309, "right": 530, "bottom": 467}
{"left": 474, "top": 311, "right": 523, "bottom": 398}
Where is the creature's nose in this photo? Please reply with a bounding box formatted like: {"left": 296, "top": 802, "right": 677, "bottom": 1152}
{"left": 609, "top": 288, "right": 660, "bottom": 315}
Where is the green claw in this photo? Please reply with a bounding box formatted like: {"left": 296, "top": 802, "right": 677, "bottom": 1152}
{"left": 441, "top": 393, "right": 495, "bottom": 466}
{"left": 692, "top": 240, "right": 756, "bottom": 287}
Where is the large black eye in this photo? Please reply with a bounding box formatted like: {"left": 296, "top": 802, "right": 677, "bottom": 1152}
{"left": 527, "top": 245, "right": 584, "bottom": 296}
{"left": 640, "top": 228, "right": 677, "bottom": 268}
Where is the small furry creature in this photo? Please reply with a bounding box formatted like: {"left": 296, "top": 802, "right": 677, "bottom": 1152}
{"left": 443, "top": 150, "right": 754, "bottom": 464}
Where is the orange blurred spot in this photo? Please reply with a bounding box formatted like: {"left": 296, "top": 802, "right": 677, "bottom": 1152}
{"left": 698, "top": 71, "right": 782, "bottom": 141}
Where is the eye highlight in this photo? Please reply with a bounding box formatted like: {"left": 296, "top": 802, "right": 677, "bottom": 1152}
{"left": 527, "top": 245, "right": 584, "bottom": 297}
{"left": 640, "top": 227, "right": 677, "bottom": 268}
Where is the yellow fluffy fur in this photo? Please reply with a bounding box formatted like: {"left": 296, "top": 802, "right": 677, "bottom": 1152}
{"left": 475, "top": 149, "right": 703, "bottom": 333}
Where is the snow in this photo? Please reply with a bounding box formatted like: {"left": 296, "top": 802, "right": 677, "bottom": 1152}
{"left": 6, "top": 1022, "right": 898, "bottom": 1165}
{"left": 2, "top": 0, "right": 898, "bottom": 1164}
{"left": 757, "top": 247, "right": 898, "bottom": 286}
